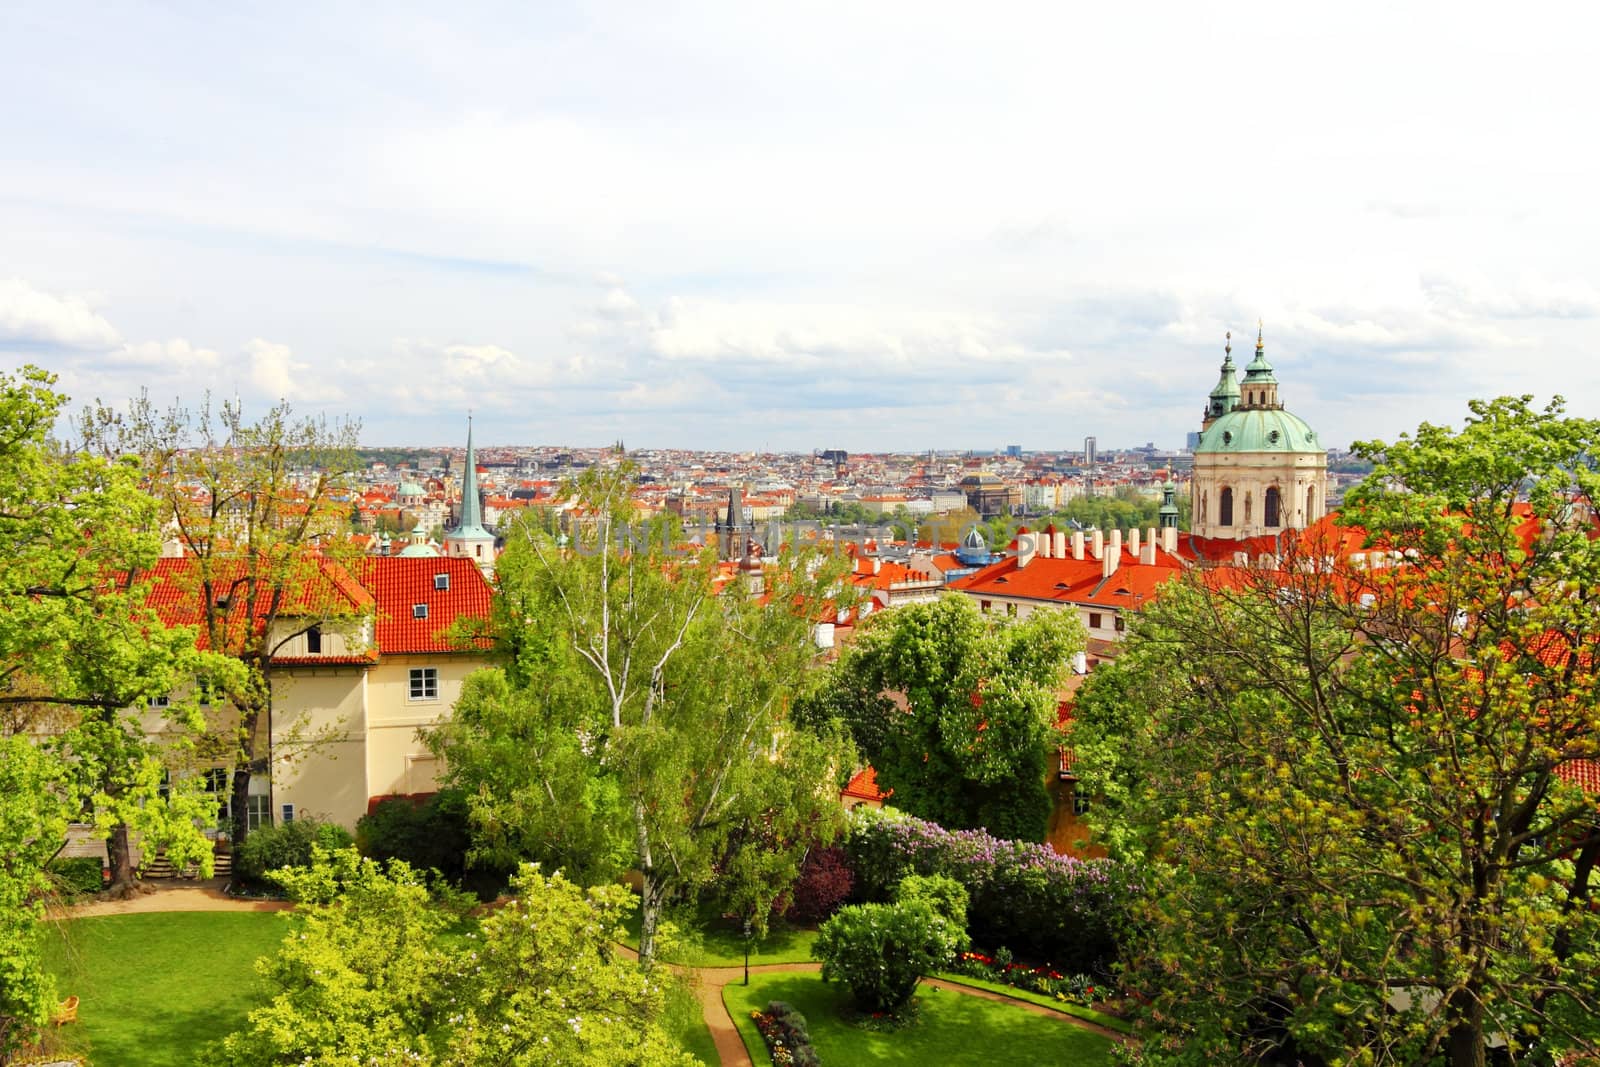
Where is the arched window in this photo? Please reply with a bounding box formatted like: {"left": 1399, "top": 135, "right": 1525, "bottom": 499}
{"left": 1265, "top": 487, "right": 1281, "bottom": 528}
{"left": 1306, "top": 485, "right": 1317, "bottom": 522}
{"left": 1220, "top": 487, "right": 1234, "bottom": 527}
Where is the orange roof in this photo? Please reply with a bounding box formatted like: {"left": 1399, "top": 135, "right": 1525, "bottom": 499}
{"left": 950, "top": 551, "right": 1185, "bottom": 609}
{"left": 355, "top": 556, "right": 494, "bottom": 655}
{"left": 842, "top": 766, "right": 889, "bottom": 801}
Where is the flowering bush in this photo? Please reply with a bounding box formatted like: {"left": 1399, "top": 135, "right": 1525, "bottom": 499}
{"left": 785, "top": 846, "right": 854, "bottom": 924}
{"left": 750, "top": 1001, "right": 819, "bottom": 1067}
{"left": 953, "top": 950, "right": 1100, "bottom": 1004}
{"left": 843, "top": 806, "right": 1139, "bottom": 973}
{"left": 813, "top": 898, "right": 968, "bottom": 1014}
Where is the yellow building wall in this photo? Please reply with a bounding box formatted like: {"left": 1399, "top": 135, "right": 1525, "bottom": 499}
{"left": 270, "top": 666, "right": 369, "bottom": 828}
{"left": 364, "top": 653, "right": 487, "bottom": 805}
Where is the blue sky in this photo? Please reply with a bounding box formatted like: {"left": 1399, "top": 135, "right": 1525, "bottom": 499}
{"left": 3, "top": 1, "right": 1598, "bottom": 451}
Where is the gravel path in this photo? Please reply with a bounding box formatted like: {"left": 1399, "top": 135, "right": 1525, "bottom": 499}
{"left": 56, "top": 880, "right": 292, "bottom": 918}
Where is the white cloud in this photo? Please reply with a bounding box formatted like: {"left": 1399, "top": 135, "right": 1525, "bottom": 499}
{"left": 244, "top": 338, "right": 328, "bottom": 402}
{"left": 109, "top": 337, "right": 221, "bottom": 370}
{"left": 0, "top": 278, "right": 121, "bottom": 349}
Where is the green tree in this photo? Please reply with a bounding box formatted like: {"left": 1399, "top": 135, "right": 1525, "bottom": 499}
{"left": 812, "top": 895, "right": 967, "bottom": 1014}
{"left": 430, "top": 462, "right": 853, "bottom": 965}
{"left": 80, "top": 394, "right": 363, "bottom": 845}
{"left": 3, "top": 367, "right": 223, "bottom": 894}
{"left": 220, "top": 849, "right": 694, "bottom": 1066}
{"left": 1072, "top": 396, "right": 1600, "bottom": 1065}
{"left": 812, "top": 594, "right": 1083, "bottom": 841}
{"left": 0, "top": 736, "right": 72, "bottom": 1059}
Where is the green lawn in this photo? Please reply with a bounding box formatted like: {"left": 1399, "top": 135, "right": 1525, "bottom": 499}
{"left": 41, "top": 911, "right": 291, "bottom": 1067}
{"left": 40, "top": 910, "right": 717, "bottom": 1067}
{"left": 618, "top": 903, "right": 820, "bottom": 966}
{"left": 931, "top": 972, "right": 1133, "bottom": 1033}
{"left": 724, "top": 972, "right": 1118, "bottom": 1066}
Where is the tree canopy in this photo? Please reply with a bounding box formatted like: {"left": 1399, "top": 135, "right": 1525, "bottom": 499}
{"left": 430, "top": 462, "right": 854, "bottom": 963}
{"left": 1072, "top": 396, "right": 1600, "bottom": 1065}
{"left": 800, "top": 594, "right": 1083, "bottom": 841}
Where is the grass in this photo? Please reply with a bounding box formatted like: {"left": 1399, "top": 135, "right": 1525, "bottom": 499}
{"left": 931, "top": 972, "right": 1133, "bottom": 1033}
{"left": 39, "top": 910, "right": 717, "bottom": 1066}
{"left": 724, "top": 972, "right": 1119, "bottom": 1066}
{"left": 618, "top": 902, "right": 820, "bottom": 966}
{"left": 40, "top": 911, "right": 291, "bottom": 1067}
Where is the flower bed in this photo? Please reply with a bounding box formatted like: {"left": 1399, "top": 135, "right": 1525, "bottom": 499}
{"left": 750, "top": 1000, "right": 820, "bottom": 1067}
{"left": 952, "top": 949, "right": 1099, "bottom": 1006}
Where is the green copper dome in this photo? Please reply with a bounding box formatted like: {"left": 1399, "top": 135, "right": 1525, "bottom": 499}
{"left": 1193, "top": 407, "right": 1320, "bottom": 455}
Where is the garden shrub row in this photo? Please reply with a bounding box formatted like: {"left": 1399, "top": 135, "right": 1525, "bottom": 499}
{"left": 48, "top": 856, "right": 106, "bottom": 897}
{"left": 232, "top": 818, "right": 354, "bottom": 888}
{"left": 842, "top": 806, "right": 1137, "bottom": 973}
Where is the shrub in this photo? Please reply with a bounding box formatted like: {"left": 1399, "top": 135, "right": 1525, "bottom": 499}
{"left": 233, "top": 819, "right": 354, "bottom": 888}
{"left": 812, "top": 898, "right": 967, "bottom": 1014}
{"left": 893, "top": 873, "right": 967, "bottom": 928}
{"left": 843, "top": 806, "right": 1139, "bottom": 973}
{"left": 785, "top": 846, "right": 854, "bottom": 924}
{"left": 751, "top": 1000, "right": 820, "bottom": 1067}
{"left": 953, "top": 950, "right": 1100, "bottom": 1003}
{"left": 47, "top": 857, "right": 105, "bottom": 897}
{"left": 357, "top": 790, "right": 512, "bottom": 900}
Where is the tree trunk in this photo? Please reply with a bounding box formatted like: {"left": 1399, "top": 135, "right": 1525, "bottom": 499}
{"left": 105, "top": 821, "right": 138, "bottom": 898}
{"left": 638, "top": 872, "right": 667, "bottom": 969}
{"left": 1445, "top": 987, "right": 1486, "bottom": 1067}
{"left": 229, "top": 700, "right": 265, "bottom": 846}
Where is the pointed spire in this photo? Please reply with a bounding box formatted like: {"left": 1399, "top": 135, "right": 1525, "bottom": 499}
{"left": 1256, "top": 318, "right": 1264, "bottom": 353}
{"left": 445, "top": 414, "right": 493, "bottom": 546}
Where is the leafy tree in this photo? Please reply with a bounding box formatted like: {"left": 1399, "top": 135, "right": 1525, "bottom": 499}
{"left": 2, "top": 366, "right": 222, "bottom": 896}
{"left": 0, "top": 736, "right": 72, "bottom": 1059}
{"left": 1072, "top": 396, "right": 1600, "bottom": 1065}
{"left": 813, "top": 594, "right": 1083, "bottom": 841}
{"left": 219, "top": 849, "right": 695, "bottom": 1066}
{"left": 430, "top": 462, "right": 853, "bottom": 965}
{"left": 79, "top": 394, "right": 363, "bottom": 845}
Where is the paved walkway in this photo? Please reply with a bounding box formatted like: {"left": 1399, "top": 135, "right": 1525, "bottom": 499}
{"left": 55, "top": 883, "right": 1121, "bottom": 1065}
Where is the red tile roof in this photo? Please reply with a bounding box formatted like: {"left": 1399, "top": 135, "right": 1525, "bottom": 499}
{"left": 950, "top": 551, "right": 1185, "bottom": 610}
{"left": 842, "top": 767, "right": 889, "bottom": 801}
{"left": 145, "top": 556, "right": 374, "bottom": 646}
{"left": 355, "top": 556, "right": 494, "bottom": 655}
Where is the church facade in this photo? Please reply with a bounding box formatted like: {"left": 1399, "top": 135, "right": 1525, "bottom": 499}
{"left": 1189, "top": 327, "right": 1328, "bottom": 540}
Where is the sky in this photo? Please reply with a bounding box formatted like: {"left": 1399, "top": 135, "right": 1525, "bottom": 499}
{"left": 3, "top": 2, "right": 1598, "bottom": 452}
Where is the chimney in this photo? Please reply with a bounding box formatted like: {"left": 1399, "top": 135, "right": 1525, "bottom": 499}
{"left": 1110, "top": 529, "right": 1123, "bottom": 560}
{"left": 1128, "top": 528, "right": 1141, "bottom": 557}
{"left": 1071, "top": 650, "right": 1088, "bottom": 675}
{"left": 1161, "top": 525, "right": 1177, "bottom": 554}
{"left": 1072, "top": 530, "right": 1085, "bottom": 560}
{"left": 1016, "top": 528, "right": 1036, "bottom": 569}
{"left": 872, "top": 557, "right": 881, "bottom": 575}
{"left": 1141, "top": 539, "right": 1156, "bottom": 566}
{"left": 1103, "top": 543, "right": 1119, "bottom": 577}
{"left": 1054, "top": 529, "right": 1067, "bottom": 558}
{"left": 1091, "top": 530, "right": 1104, "bottom": 560}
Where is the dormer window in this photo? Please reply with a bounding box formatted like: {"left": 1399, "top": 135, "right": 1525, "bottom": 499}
{"left": 306, "top": 625, "right": 322, "bottom": 654}
{"left": 434, "top": 573, "right": 450, "bottom": 591}
{"left": 413, "top": 604, "right": 429, "bottom": 620}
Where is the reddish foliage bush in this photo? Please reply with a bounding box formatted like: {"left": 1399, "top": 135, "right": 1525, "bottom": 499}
{"left": 786, "top": 846, "right": 854, "bottom": 924}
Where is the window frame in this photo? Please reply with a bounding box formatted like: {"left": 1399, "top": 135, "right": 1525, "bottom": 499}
{"left": 408, "top": 666, "right": 440, "bottom": 702}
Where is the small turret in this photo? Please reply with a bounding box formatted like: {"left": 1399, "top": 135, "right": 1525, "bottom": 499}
{"left": 1239, "top": 320, "right": 1281, "bottom": 409}
{"left": 1203, "top": 332, "right": 1241, "bottom": 430}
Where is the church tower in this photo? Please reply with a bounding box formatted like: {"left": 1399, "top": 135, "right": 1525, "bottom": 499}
{"left": 716, "top": 487, "right": 753, "bottom": 561}
{"left": 1189, "top": 325, "right": 1328, "bottom": 540}
{"left": 444, "top": 416, "right": 496, "bottom": 573}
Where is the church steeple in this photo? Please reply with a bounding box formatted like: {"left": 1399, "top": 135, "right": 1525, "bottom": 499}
{"left": 1240, "top": 320, "right": 1281, "bottom": 408}
{"left": 444, "top": 415, "right": 496, "bottom": 572}
{"left": 1203, "top": 332, "right": 1241, "bottom": 430}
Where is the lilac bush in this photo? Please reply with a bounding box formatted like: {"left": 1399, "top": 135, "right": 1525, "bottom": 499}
{"left": 843, "top": 807, "right": 1138, "bottom": 973}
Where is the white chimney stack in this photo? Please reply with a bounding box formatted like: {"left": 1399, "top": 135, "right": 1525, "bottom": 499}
{"left": 1091, "top": 530, "right": 1104, "bottom": 560}
{"left": 1072, "top": 531, "right": 1085, "bottom": 560}
{"left": 1128, "top": 528, "right": 1141, "bottom": 557}
{"left": 1016, "top": 529, "right": 1036, "bottom": 569}
{"left": 1054, "top": 529, "right": 1067, "bottom": 558}
{"left": 1162, "top": 525, "right": 1177, "bottom": 554}
{"left": 1110, "top": 529, "right": 1123, "bottom": 560}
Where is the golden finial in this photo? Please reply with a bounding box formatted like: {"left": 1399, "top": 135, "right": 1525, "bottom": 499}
{"left": 1256, "top": 319, "right": 1264, "bottom": 350}
{"left": 1225, "top": 330, "right": 1231, "bottom": 358}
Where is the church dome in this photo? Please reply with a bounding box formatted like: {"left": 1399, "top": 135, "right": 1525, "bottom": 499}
{"left": 1193, "top": 406, "right": 1320, "bottom": 455}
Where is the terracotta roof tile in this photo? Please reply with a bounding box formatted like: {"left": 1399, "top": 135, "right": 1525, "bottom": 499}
{"left": 355, "top": 556, "right": 494, "bottom": 655}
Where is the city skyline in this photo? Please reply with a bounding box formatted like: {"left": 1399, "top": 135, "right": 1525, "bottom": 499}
{"left": 3, "top": 3, "right": 1598, "bottom": 451}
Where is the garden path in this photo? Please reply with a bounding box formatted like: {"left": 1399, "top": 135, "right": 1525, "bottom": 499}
{"left": 56, "top": 879, "right": 292, "bottom": 918}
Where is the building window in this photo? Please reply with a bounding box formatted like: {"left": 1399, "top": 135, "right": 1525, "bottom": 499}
{"left": 245, "top": 794, "right": 272, "bottom": 832}
{"left": 1072, "top": 786, "right": 1092, "bottom": 816}
{"left": 1307, "top": 485, "right": 1316, "bottom": 522}
{"left": 280, "top": 804, "right": 295, "bottom": 825}
{"left": 413, "top": 603, "right": 429, "bottom": 620}
{"left": 147, "top": 695, "right": 169, "bottom": 708}
{"left": 1006, "top": 602, "right": 1017, "bottom": 617}
{"left": 434, "top": 573, "right": 450, "bottom": 591}
{"left": 409, "top": 667, "right": 439, "bottom": 701}
{"left": 1089, "top": 612, "right": 1102, "bottom": 629}
{"left": 1220, "top": 487, "right": 1234, "bottom": 527}
{"left": 306, "top": 624, "right": 322, "bottom": 654}
{"left": 980, "top": 600, "right": 991, "bottom": 613}
{"left": 1265, "top": 487, "right": 1281, "bottom": 529}
{"left": 475, "top": 545, "right": 483, "bottom": 558}
{"left": 1114, "top": 614, "right": 1126, "bottom": 633}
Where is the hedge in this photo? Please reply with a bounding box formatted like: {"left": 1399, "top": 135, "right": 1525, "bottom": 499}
{"left": 843, "top": 806, "right": 1138, "bottom": 974}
